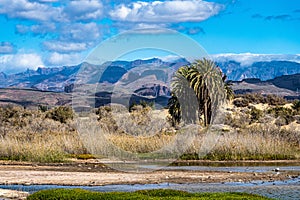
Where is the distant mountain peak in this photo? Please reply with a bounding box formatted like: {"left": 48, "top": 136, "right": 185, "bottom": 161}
{"left": 1, "top": 58, "right": 300, "bottom": 92}
{"left": 0, "top": 72, "right": 7, "bottom": 79}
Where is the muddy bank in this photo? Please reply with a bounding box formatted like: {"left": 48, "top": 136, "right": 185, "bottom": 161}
{"left": 0, "top": 160, "right": 299, "bottom": 186}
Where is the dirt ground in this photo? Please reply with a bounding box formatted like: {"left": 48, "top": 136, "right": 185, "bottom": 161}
{"left": 0, "top": 160, "right": 299, "bottom": 199}
{"left": 0, "top": 160, "right": 299, "bottom": 186}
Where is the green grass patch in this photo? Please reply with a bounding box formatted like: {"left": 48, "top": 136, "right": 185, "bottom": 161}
{"left": 202, "top": 152, "right": 297, "bottom": 161}
{"left": 27, "top": 189, "right": 273, "bottom": 200}
{"left": 178, "top": 152, "right": 297, "bottom": 161}
{"left": 179, "top": 153, "right": 200, "bottom": 160}
{"left": 0, "top": 151, "right": 66, "bottom": 163}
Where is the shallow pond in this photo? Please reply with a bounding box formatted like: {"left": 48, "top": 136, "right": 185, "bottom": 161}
{"left": 165, "top": 165, "right": 300, "bottom": 173}
{"left": 1, "top": 178, "right": 300, "bottom": 200}
{"left": 1, "top": 165, "right": 299, "bottom": 200}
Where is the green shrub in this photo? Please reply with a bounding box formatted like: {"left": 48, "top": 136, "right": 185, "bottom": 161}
{"left": 46, "top": 106, "right": 74, "bottom": 123}
{"left": 224, "top": 112, "right": 250, "bottom": 128}
{"left": 38, "top": 104, "right": 49, "bottom": 112}
{"left": 265, "top": 94, "right": 287, "bottom": 106}
{"left": 248, "top": 107, "right": 263, "bottom": 123}
{"left": 267, "top": 106, "right": 294, "bottom": 125}
{"left": 0, "top": 106, "right": 33, "bottom": 128}
{"left": 69, "top": 154, "right": 96, "bottom": 160}
{"left": 234, "top": 94, "right": 287, "bottom": 106}
{"left": 233, "top": 98, "right": 249, "bottom": 107}
{"left": 27, "top": 189, "right": 273, "bottom": 200}
{"left": 129, "top": 100, "right": 154, "bottom": 112}
{"left": 292, "top": 100, "right": 300, "bottom": 113}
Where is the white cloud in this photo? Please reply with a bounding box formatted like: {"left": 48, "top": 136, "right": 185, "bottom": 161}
{"left": 47, "top": 52, "right": 83, "bottom": 66}
{"left": 210, "top": 53, "right": 300, "bottom": 66}
{"left": 16, "top": 23, "right": 56, "bottom": 35}
{"left": 43, "top": 41, "right": 88, "bottom": 52}
{"left": 159, "top": 55, "right": 182, "bottom": 62}
{"left": 134, "top": 23, "right": 168, "bottom": 29}
{"left": 0, "top": 0, "right": 64, "bottom": 22}
{"left": 110, "top": 0, "right": 224, "bottom": 22}
{"left": 64, "top": 0, "right": 103, "bottom": 21}
{"left": 0, "top": 0, "right": 103, "bottom": 22}
{"left": 37, "top": 0, "right": 58, "bottom": 2}
{"left": 0, "top": 53, "right": 44, "bottom": 73}
{"left": 0, "top": 42, "right": 14, "bottom": 54}
{"left": 60, "top": 22, "right": 101, "bottom": 42}
{"left": 42, "top": 22, "right": 102, "bottom": 53}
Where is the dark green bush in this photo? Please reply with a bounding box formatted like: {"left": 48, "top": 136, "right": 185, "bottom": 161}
{"left": 129, "top": 100, "right": 154, "bottom": 112}
{"left": 0, "top": 106, "right": 32, "bottom": 127}
{"left": 46, "top": 106, "right": 74, "bottom": 123}
{"left": 292, "top": 100, "right": 300, "bottom": 114}
{"left": 233, "top": 98, "right": 249, "bottom": 107}
{"left": 267, "top": 106, "right": 294, "bottom": 125}
{"left": 249, "top": 107, "right": 263, "bottom": 123}
{"left": 265, "top": 94, "right": 287, "bottom": 106}
{"left": 234, "top": 93, "right": 287, "bottom": 106}
{"left": 38, "top": 104, "right": 49, "bottom": 112}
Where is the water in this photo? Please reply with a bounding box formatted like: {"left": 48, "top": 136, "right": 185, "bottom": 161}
{"left": 165, "top": 165, "right": 300, "bottom": 173}
{"left": 1, "top": 178, "right": 300, "bottom": 200}
{"left": 1, "top": 165, "right": 299, "bottom": 200}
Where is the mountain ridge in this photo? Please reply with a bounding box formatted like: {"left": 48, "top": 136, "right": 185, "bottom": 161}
{"left": 1, "top": 58, "right": 300, "bottom": 94}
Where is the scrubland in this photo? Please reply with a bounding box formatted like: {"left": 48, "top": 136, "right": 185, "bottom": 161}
{"left": 0, "top": 93, "right": 299, "bottom": 162}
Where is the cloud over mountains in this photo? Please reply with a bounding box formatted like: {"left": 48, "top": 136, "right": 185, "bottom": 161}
{"left": 211, "top": 53, "right": 300, "bottom": 66}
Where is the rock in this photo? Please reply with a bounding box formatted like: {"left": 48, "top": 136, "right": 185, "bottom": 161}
{"left": 272, "top": 168, "right": 280, "bottom": 172}
{"left": 0, "top": 189, "right": 29, "bottom": 200}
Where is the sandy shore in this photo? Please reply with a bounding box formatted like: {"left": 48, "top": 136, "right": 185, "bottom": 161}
{"left": 0, "top": 160, "right": 299, "bottom": 186}
{"left": 0, "top": 160, "right": 299, "bottom": 199}
{"left": 0, "top": 188, "right": 28, "bottom": 200}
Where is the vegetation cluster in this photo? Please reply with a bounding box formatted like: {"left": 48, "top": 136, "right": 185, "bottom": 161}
{"left": 0, "top": 59, "right": 299, "bottom": 162}
{"left": 27, "top": 189, "right": 273, "bottom": 200}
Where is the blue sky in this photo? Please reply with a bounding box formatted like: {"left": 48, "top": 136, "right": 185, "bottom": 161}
{"left": 0, "top": 0, "right": 300, "bottom": 73}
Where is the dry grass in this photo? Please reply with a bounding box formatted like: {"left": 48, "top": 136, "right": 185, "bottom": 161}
{"left": 0, "top": 103, "right": 299, "bottom": 162}
{"left": 203, "top": 131, "right": 297, "bottom": 160}
{"left": 0, "top": 132, "right": 84, "bottom": 162}
{"left": 0, "top": 106, "right": 85, "bottom": 162}
{"left": 107, "top": 134, "right": 174, "bottom": 153}
{"left": 181, "top": 123, "right": 300, "bottom": 160}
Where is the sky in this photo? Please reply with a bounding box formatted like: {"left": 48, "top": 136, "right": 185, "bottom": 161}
{"left": 0, "top": 0, "right": 300, "bottom": 73}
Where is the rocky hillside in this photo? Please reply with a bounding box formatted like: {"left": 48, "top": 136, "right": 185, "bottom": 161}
{"left": 2, "top": 58, "right": 300, "bottom": 92}
{"left": 1, "top": 58, "right": 300, "bottom": 107}
{"left": 232, "top": 73, "right": 300, "bottom": 99}
{"left": 218, "top": 60, "right": 300, "bottom": 81}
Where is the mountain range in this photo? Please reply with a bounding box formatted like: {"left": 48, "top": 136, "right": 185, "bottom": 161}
{"left": 218, "top": 60, "right": 300, "bottom": 81}
{"left": 1, "top": 58, "right": 300, "bottom": 105}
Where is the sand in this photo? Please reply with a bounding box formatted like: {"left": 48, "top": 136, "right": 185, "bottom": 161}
{"left": 0, "top": 160, "right": 299, "bottom": 199}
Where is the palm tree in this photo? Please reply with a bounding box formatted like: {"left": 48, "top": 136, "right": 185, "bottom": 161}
{"left": 171, "top": 66, "right": 200, "bottom": 124}
{"left": 167, "top": 93, "right": 181, "bottom": 127}
{"left": 168, "top": 58, "right": 227, "bottom": 127}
